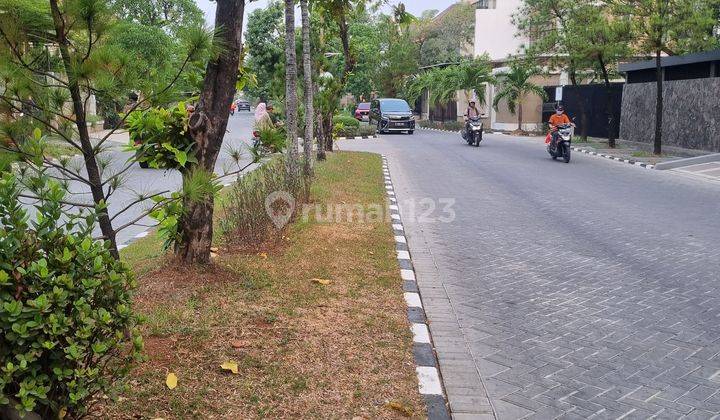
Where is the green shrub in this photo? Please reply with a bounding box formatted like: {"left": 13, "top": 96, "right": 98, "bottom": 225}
{"left": 126, "top": 102, "right": 197, "bottom": 170}
{"left": 332, "top": 122, "right": 359, "bottom": 138}
{"left": 255, "top": 126, "right": 286, "bottom": 154}
{"left": 332, "top": 114, "right": 360, "bottom": 129}
{"left": 358, "top": 125, "right": 377, "bottom": 137}
{"left": 0, "top": 173, "right": 142, "bottom": 419}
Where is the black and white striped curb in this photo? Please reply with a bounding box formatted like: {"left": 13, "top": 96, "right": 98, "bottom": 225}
{"left": 418, "top": 127, "right": 462, "bottom": 134}
{"left": 571, "top": 146, "right": 656, "bottom": 169}
{"left": 382, "top": 155, "right": 450, "bottom": 420}
{"left": 335, "top": 135, "right": 379, "bottom": 140}
{"left": 419, "top": 126, "right": 506, "bottom": 136}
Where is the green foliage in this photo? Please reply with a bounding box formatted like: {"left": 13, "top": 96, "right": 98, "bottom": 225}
{"left": 125, "top": 103, "right": 197, "bottom": 171}
{"left": 245, "top": 1, "right": 286, "bottom": 101}
{"left": 415, "top": 2, "right": 475, "bottom": 66}
{"left": 402, "top": 58, "right": 494, "bottom": 106}
{"left": 0, "top": 173, "right": 142, "bottom": 418}
{"left": 254, "top": 126, "right": 287, "bottom": 156}
{"left": 610, "top": 0, "right": 720, "bottom": 55}
{"left": 110, "top": 0, "right": 204, "bottom": 36}
{"left": 149, "top": 192, "right": 183, "bottom": 250}
{"left": 492, "top": 60, "right": 548, "bottom": 114}
{"left": 332, "top": 114, "right": 360, "bottom": 128}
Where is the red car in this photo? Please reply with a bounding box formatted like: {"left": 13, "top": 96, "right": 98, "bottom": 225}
{"left": 354, "top": 102, "right": 370, "bottom": 121}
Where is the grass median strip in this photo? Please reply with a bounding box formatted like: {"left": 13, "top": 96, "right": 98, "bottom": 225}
{"left": 103, "top": 151, "right": 424, "bottom": 419}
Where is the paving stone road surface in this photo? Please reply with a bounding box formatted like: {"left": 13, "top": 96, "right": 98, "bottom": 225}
{"left": 341, "top": 129, "right": 720, "bottom": 419}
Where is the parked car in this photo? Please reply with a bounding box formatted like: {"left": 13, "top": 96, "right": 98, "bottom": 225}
{"left": 369, "top": 98, "right": 415, "bottom": 134}
{"left": 354, "top": 102, "right": 370, "bottom": 121}
{"left": 236, "top": 100, "right": 251, "bottom": 111}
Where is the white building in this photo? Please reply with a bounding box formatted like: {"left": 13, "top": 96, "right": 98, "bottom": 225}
{"left": 473, "top": 0, "right": 527, "bottom": 62}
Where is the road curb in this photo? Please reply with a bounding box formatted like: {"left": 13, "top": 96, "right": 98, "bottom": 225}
{"left": 382, "top": 155, "right": 450, "bottom": 420}
{"left": 335, "top": 135, "right": 379, "bottom": 140}
{"left": 570, "top": 146, "right": 655, "bottom": 169}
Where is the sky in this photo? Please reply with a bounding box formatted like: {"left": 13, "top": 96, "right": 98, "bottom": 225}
{"left": 195, "top": 0, "right": 460, "bottom": 28}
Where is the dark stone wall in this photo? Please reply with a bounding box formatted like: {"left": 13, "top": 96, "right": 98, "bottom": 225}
{"left": 619, "top": 78, "right": 720, "bottom": 152}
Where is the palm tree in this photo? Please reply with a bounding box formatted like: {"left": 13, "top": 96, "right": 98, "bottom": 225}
{"left": 493, "top": 61, "right": 548, "bottom": 132}
{"left": 284, "top": 0, "right": 299, "bottom": 177}
{"left": 300, "top": 0, "right": 314, "bottom": 180}
{"left": 403, "top": 59, "right": 494, "bottom": 114}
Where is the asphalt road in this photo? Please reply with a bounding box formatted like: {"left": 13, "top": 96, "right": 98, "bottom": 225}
{"left": 341, "top": 129, "right": 720, "bottom": 418}
{"left": 59, "top": 111, "right": 256, "bottom": 246}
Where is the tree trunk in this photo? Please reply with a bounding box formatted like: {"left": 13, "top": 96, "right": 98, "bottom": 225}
{"left": 598, "top": 55, "right": 616, "bottom": 148}
{"left": 324, "top": 113, "right": 333, "bottom": 151}
{"left": 316, "top": 112, "right": 326, "bottom": 161}
{"left": 49, "top": 0, "right": 119, "bottom": 259}
{"left": 338, "top": 12, "right": 354, "bottom": 80}
{"left": 654, "top": 48, "right": 663, "bottom": 155}
{"left": 301, "top": 0, "right": 314, "bottom": 180}
{"left": 517, "top": 102, "right": 523, "bottom": 132}
{"left": 284, "top": 0, "right": 299, "bottom": 178}
{"left": 177, "top": 0, "right": 245, "bottom": 264}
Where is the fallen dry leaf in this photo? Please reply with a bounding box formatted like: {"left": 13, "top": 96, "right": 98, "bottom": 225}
{"left": 221, "top": 361, "right": 239, "bottom": 374}
{"left": 210, "top": 247, "right": 219, "bottom": 252}
{"left": 384, "top": 401, "right": 413, "bottom": 417}
{"left": 311, "top": 278, "right": 331, "bottom": 285}
{"left": 166, "top": 373, "right": 177, "bottom": 390}
{"left": 258, "top": 252, "right": 268, "bottom": 259}
{"left": 210, "top": 252, "right": 219, "bottom": 259}
{"left": 231, "top": 340, "right": 248, "bottom": 349}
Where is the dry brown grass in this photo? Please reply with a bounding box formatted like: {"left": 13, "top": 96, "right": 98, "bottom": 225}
{"left": 98, "top": 152, "right": 424, "bottom": 419}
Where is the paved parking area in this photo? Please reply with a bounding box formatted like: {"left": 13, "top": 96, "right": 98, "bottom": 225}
{"left": 341, "top": 130, "right": 720, "bottom": 419}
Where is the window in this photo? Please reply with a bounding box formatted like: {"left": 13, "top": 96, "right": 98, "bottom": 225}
{"left": 476, "top": 0, "right": 496, "bottom": 9}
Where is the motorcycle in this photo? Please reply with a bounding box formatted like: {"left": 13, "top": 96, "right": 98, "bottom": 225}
{"left": 462, "top": 116, "right": 483, "bottom": 147}
{"left": 547, "top": 123, "right": 573, "bottom": 163}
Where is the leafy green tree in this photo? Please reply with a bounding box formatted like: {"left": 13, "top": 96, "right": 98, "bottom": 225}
{"left": 565, "top": 4, "right": 631, "bottom": 147}
{"left": 110, "top": 0, "right": 204, "bottom": 36}
{"left": 375, "top": 15, "right": 419, "bottom": 96}
{"left": 245, "top": 1, "right": 285, "bottom": 101}
{"left": 493, "top": 61, "right": 548, "bottom": 132}
{"left": 416, "top": 2, "right": 475, "bottom": 67}
{"left": 608, "top": 0, "right": 720, "bottom": 154}
{"left": 0, "top": 0, "right": 207, "bottom": 258}
{"left": 403, "top": 59, "right": 494, "bottom": 110}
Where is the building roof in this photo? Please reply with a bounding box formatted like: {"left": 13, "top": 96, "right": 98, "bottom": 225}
{"left": 618, "top": 49, "right": 720, "bottom": 73}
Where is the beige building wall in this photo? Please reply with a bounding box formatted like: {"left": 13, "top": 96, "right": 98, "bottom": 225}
{"left": 490, "top": 74, "right": 558, "bottom": 131}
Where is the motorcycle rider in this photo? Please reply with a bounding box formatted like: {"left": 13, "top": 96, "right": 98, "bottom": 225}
{"left": 464, "top": 100, "right": 481, "bottom": 138}
{"left": 548, "top": 106, "right": 573, "bottom": 147}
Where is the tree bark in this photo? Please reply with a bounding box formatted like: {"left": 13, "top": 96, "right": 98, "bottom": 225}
{"left": 284, "top": 0, "right": 299, "bottom": 179}
{"left": 49, "top": 0, "right": 119, "bottom": 259}
{"left": 323, "top": 112, "right": 333, "bottom": 151}
{"left": 301, "top": 0, "right": 314, "bottom": 181}
{"left": 598, "top": 54, "right": 616, "bottom": 148}
{"left": 177, "top": 0, "right": 245, "bottom": 264}
{"left": 654, "top": 48, "right": 663, "bottom": 155}
{"left": 338, "top": 11, "right": 354, "bottom": 80}
{"left": 316, "top": 112, "right": 326, "bottom": 161}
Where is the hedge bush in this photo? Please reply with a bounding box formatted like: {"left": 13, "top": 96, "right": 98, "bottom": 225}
{"left": 0, "top": 174, "right": 142, "bottom": 419}
{"left": 332, "top": 114, "right": 360, "bottom": 129}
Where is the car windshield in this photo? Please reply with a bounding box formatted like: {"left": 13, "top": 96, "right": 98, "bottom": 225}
{"left": 381, "top": 100, "right": 411, "bottom": 112}
{"left": 357, "top": 103, "right": 370, "bottom": 110}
